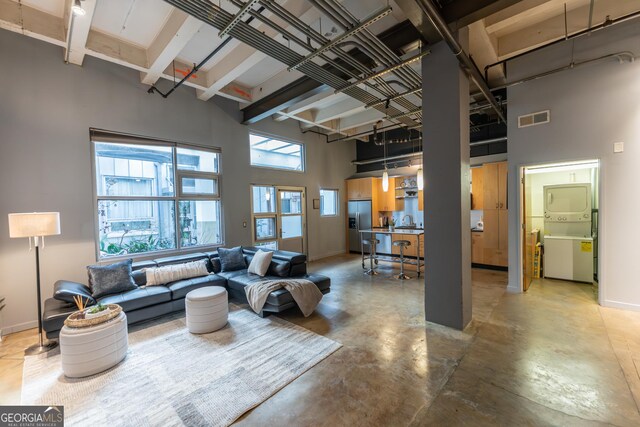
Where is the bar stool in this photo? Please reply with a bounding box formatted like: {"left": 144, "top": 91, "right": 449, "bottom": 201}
{"left": 393, "top": 240, "right": 411, "bottom": 280}
{"left": 361, "top": 238, "right": 379, "bottom": 275}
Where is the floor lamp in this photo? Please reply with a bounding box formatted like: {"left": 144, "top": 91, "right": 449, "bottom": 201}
{"left": 8, "top": 212, "right": 61, "bottom": 355}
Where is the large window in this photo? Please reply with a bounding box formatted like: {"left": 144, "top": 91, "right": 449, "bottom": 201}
{"left": 92, "top": 131, "right": 222, "bottom": 259}
{"left": 249, "top": 133, "right": 304, "bottom": 172}
{"left": 320, "top": 189, "right": 338, "bottom": 216}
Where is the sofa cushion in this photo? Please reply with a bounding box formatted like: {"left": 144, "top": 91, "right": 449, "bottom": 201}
{"left": 145, "top": 259, "right": 209, "bottom": 286}
{"left": 167, "top": 275, "right": 227, "bottom": 300}
{"left": 132, "top": 260, "right": 157, "bottom": 272}
{"left": 98, "top": 286, "right": 171, "bottom": 312}
{"left": 218, "top": 247, "right": 246, "bottom": 271}
{"left": 153, "top": 253, "right": 212, "bottom": 272}
{"left": 87, "top": 259, "right": 138, "bottom": 299}
{"left": 248, "top": 249, "right": 273, "bottom": 277}
{"left": 53, "top": 280, "right": 97, "bottom": 306}
{"left": 43, "top": 298, "right": 77, "bottom": 334}
{"left": 131, "top": 269, "right": 147, "bottom": 287}
{"left": 216, "top": 269, "right": 249, "bottom": 281}
{"left": 267, "top": 259, "right": 291, "bottom": 277}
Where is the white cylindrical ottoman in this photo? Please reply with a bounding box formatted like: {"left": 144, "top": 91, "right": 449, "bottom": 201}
{"left": 59, "top": 311, "right": 128, "bottom": 378}
{"left": 186, "top": 286, "right": 228, "bottom": 334}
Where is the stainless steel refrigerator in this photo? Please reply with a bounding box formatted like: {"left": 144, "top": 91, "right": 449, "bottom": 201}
{"left": 348, "top": 200, "right": 372, "bottom": 253}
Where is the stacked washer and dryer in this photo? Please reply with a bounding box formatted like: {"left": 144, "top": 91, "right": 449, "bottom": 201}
{"left": 543, "top": 184, "right": 594, "bottom": 283}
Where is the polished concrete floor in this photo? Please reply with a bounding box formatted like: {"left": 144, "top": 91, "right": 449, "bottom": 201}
{"left": 2, "top": 255, "right": 640, "bottom": 426}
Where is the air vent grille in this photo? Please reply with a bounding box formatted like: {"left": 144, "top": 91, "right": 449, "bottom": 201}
{"left": 518, "top": 110, "right": 550, "bottom": 128}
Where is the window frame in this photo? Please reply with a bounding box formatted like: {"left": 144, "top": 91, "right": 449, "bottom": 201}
{"left": 91, "top": 129, "right": 224, "bottom": 262}
{"left": 319, "top": 188, "right": 339, "bottom": 217}
{"left": 249, "top": 131, "right": 306, "bottom": 173}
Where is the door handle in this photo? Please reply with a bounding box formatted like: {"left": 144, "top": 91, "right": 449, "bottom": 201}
{"left": 496, "top": 203, "right": 499, "bottom": 209}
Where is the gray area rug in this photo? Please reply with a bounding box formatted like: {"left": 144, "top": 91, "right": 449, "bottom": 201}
{"left": 22, "top": 306, "right": 341, "bottom": 426}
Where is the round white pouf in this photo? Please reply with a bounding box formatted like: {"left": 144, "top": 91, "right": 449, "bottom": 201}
{"left": 59, "top": 311, "right": 128, "bottom": 378}
{"left": 186, "top": 286, "right": 228, "bottom": 334}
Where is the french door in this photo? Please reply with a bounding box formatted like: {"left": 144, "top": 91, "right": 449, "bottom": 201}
{"left": 251, "top": 185, "right": 306, "bottom": 254}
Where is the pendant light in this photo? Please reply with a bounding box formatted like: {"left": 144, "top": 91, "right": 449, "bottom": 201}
{"left": 72, "top": 0, "right": 86, "bottom": 16}
{"left": 381, "top": 131, "right": 389, "bottom": 192}
{"left": 416, "top": 133, "right": 424, "bottom": 190}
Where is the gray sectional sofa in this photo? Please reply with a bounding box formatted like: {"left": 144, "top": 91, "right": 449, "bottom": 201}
{"left": 43, "top": 247, "right": 330, "bottom": 339}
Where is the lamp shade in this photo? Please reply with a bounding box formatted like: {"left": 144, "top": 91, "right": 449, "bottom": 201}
{"left": 8, "top": 212, "right": 61, "bottom": 238}
{"left": 382, "top": 169, "right": 389, "bottom": 192}
{"left": 416, "top": 167, "right": 424, "bottom": 190}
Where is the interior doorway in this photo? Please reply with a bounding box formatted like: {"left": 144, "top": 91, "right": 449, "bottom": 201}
{"left": 520, "top": 160, "right": 600, "bottom": 298}
{"left": 250, "top": 185, "right": 307, "bottom": 254}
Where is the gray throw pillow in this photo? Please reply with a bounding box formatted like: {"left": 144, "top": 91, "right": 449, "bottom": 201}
{"left": 218, "top": 246, "right": 246, "bottom": 272}
{"left": 87, "top": 259, "right": 137, "bottom": 299}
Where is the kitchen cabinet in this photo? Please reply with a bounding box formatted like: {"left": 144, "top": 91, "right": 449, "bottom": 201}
{"left": 471, "top": 232, "right": 484, "bottom": 264}
{"left": 374, "top": 177, "right": 404, "bottom": 212}
{"left": 471, "top": 167, "right": 483, "bottom": 209}
{"left": 418, "top": 189, "right": 423, "bottom": 211}
{"left": 483, "top": 161, "right": 507, "bottom": 210}
{"left": 391, "top": 233, "right": 424, "bottom": 259}
{"left": 481, "top": 161, "right": 508, "bottom": 267}
{"left": 347, "top": 178, "right": 373, "bottom": 200}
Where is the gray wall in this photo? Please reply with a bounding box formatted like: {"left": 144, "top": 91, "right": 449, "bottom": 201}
{"left": 0, "top": 30, "right": 355, "bottom": 332}
{"left": 506, "top": 19, "right": 640, "bottom": 311}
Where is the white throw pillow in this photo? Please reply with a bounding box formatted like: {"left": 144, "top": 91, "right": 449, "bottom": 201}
{"left": 247, "top": 250, "right": 273, "bottom": 277}
{"left": 146, "top": 259, "right": 209, "bottom": 286}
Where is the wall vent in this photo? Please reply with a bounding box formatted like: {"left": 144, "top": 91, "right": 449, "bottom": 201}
{"left": 518, "top": 110, "right": 550, "bottom": 128}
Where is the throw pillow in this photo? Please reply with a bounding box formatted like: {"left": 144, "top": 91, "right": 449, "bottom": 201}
{"left": 87, "top": 259, "right": 137, "bottom": 299}
{"left": 218, "top": 246, "right": 246, "bottom": 272}
{"left": 247, "top": 249, "right": 274, "bottom": 277}
{"left": 146, "top": 259, "right": 210, "bottom": 286}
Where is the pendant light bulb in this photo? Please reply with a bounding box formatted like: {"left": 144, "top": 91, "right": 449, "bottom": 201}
{"left": 72, "top": 0, "right": 86, "bottom": 16}
{"left": 416, "top": 167, "right": 424, "bottom": 190}
{"left": 382, "top": 169, "right": 389, "bottom": 192}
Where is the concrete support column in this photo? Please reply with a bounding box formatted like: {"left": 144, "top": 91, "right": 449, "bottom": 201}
{"left": 422, "top": 29, "right": 472, "bottom": 330}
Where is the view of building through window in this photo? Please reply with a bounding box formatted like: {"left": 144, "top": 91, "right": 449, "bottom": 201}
{"left": 320, "top": 189, "right": 338, "bottom": 216}
{"left": 249, "top": 133, "right": 304, "bottom": 171}
{"left": 93, "top": 140, "right": 222, "bottom": 259}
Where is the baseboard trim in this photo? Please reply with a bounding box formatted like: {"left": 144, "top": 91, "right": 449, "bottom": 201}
{"left": 601, "top": 299, "right": 640, "bottom": 312}
{"left": 1, "top": 320, "right": 37, "bottom": 336}
{"left": 308, "top": 249, "right": 346, "bottom": 262}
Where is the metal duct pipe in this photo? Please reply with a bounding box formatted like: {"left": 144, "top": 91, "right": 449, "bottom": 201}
{"left": 351, "top": 137, "right": 507, "bottom": 165}
{"left": 413, "top": 0, "right": 506, "bottom": 123}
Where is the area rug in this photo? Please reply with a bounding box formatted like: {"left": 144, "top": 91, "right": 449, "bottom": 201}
{"left": 21, "top": 306, "right": 341, "bottom": 426}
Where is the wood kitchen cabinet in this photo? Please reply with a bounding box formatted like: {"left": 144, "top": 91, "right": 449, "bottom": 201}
{"left": 373, "top": 177, "right": 404, "bottom": 212}
{"left": 471, "top": 232, "right": 484, "bottom": 264}
{"left": 418, "top": 189, "right": 423, "bottom": 211}
{"left": 347, "top": 178, "right": 373, "bottom": 200}
{"left": 391, "top": 233, "right": 423, "bottom": 258}
{"left": 483, "top": 161, "right": 507, "bottom": 210}
{"left": 481, "top": 161, "right": 508, "bottom": 267}
{"left": 471, "top": 167, "right": 483, "bottom": 209}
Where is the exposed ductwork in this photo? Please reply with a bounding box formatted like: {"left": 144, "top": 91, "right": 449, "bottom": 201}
{"left": 164, "top": 0, "right": 425, "bottom": 130}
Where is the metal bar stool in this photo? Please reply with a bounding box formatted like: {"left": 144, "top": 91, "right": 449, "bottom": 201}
{"left": 393, "top": 240, "right": 411, "bottom": 280}
{"left": 361, "top": 238, "right": 379, "bottom": 275}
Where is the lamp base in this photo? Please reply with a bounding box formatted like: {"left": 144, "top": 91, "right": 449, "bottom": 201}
{"left": 25, "top": 340, "right": 58, "bottom": 356}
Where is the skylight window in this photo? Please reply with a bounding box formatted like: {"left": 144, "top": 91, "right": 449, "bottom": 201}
{"left": 249, "top": 133, "right": 304, "bottom": 172}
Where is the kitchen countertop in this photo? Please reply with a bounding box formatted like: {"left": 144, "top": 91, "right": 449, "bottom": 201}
{"left": 361, "top": 228, "right": 424, "bottom": 235}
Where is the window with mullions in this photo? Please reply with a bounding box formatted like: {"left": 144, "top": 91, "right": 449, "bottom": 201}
{"left": 92, "top": 132, "right": 222, "bottom": 259}
{"left": 249, "top": 133, "right": 304, "bottom": 171}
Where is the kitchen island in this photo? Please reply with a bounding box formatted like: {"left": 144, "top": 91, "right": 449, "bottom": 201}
{"left": 359, "top": 228, "right": 424, "bottom": 277}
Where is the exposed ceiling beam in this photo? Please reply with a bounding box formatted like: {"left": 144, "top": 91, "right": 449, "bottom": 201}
{"left": 312, "top": 98, "right": 366, "bottom": 124}
{"left": 0, "top": 0, "right": 65, "bottom": 46}
{"left": 196, "top": 0, "right": 314, "bottom": 102}
{"left": 141, "top": 10, "right": 203, "bottom": 85}
{"left": 241, "top": 20, "right": 421, "bottom": 124}
{"left": 64, "top": 0, "right": 96, "bottom": 65}
{"left": 484, "top": 0, "right": 561, "bottom": 34}
{"left": 496, "top": 0, "right": 640, "bottom": 58}
{"left": 272, "top": 88, "right": 337, "bottom": 122}
{"left": 394, "top": 0, "right": 522, "bottom": 44}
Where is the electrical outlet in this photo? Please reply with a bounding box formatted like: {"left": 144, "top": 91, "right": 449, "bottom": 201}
{"left": 614, "top": 142, "right": 624, "bottom": 153}
{"left": 242, "top": 221, "right": 247, "bottom": 228}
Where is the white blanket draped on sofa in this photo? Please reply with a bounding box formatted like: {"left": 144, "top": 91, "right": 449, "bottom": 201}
{"left": 245, "top": 279, "right": 323, "bottom": 317}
